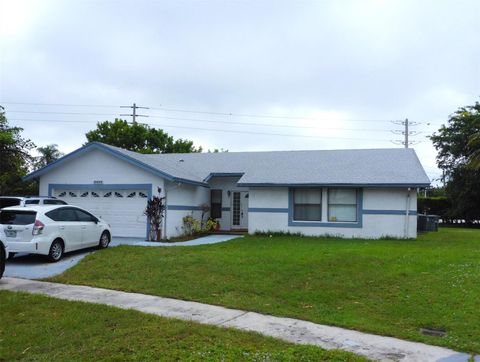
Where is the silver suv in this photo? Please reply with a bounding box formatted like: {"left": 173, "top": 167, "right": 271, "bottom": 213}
{"left": 0, "top": 196, "right": 67, "bottom": 209}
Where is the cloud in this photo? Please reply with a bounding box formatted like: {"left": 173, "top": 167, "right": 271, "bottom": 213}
{"left": 1, "top": 0, "right": 479, "bottom": 184}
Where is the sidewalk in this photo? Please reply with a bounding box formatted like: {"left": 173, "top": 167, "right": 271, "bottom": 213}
{"left": 0, "top": 277, "right": 473, "bottom": 362}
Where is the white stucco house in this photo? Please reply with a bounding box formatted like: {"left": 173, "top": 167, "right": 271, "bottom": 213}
{"left": 24, "top": 142, "right": 430, "bottom": 239}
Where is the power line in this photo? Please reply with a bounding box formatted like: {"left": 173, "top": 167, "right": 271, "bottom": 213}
{"left": 9, "top": 118, "right": 389, "bottom": 142}
{"left": 151, "top": 106, "right": 395, "bottom": 123}
{"left": 4, "top": 110, "right": 401, "bottom": 132}
{"left": 0, "top": 100, "right": 447, "bottom": 125}
{"left": 6, "top": 114, "right": 408, "bottom": 133}
{"left": 0, "top": 101, "right": 120, "bottom": 108}
{"left": 1, "top": 101, "right": 400, "bottom": 123}
{"left": 6, "top": 110, "right": 118, "bottom": 116}
{"left": 6, "top": 108, "right": 395, "bottom": 123}
{"left": 146, "top": 115, "right": 394, "bottom": 132}
{"left": 148, "top": 123, "right": 389, "bottom": 142}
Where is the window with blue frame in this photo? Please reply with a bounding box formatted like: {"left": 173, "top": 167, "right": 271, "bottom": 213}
{"left": 293, "top": 189, "right": 322, "bottom": 221}
{"left": 328, "top": 189, "right": 357, "bottom": 222}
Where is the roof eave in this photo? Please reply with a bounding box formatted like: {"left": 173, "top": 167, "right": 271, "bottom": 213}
{"left": 23, "top": 142, "right": 204, "bottom": 186}
{"left": 237, "top": 182, "right": 431, "bottom": 188}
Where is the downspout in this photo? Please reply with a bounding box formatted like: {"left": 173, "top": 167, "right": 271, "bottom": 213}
{"left": 163, "top": 187, "right": 168, "bottom": 240}
{"left": 404, "top": 187, "right": 411, "bottom": 238}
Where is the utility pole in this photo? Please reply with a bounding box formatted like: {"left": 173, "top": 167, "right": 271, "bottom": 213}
{"left": 391, "top": 118, "right": 421, "bottom": 148}
{"left": 405, "top": 118, "right": 409, "bottom": 148}
{"left": 120, "top": 103, "right": 149, "bottom": 124}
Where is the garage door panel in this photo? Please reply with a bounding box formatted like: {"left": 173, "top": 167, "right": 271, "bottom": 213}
{"left": 54, "top": 188, "right": 148, "bottom": 238}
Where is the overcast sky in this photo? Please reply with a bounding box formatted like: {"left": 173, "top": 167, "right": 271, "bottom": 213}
{"left": 1, "top": 0, "right": 479, "bottom": 184}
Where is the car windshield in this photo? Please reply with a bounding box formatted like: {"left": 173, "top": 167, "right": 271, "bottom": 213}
{"left": 0, "top": 198, "right": 22, "bottom": 209}
{"left": 0, "top": 210, "right": 36, "bottom": 225}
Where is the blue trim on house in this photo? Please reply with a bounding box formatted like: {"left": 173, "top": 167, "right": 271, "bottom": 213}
{"left": 167, "top": 205, "right": 205, "bottom": 211}
{"left": 238, "top": 182, "right": 430, "bottom": 188}
{"left": 168, "top": 205, "right": 227, "bottom": 212}
{"left": 47, "top": 183, "right": 152, "bottom": 240}
{"left": 248, "top": 207, "right": 289, "bottom": 213}
{"left": 23, "top": 142, "right": 208, "bottom": 187}
{"left": 363, "top": 209, "right": 418, "bottom": 216}
{"left": 204, "top": 173, "right": 244, "bottom": 182}
{"left": 287, "top": 188, "right": 364, "bottom": 228}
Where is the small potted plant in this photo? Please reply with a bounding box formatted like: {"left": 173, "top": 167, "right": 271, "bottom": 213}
{"left": 205, "top": 217, "right": 219, "bottom": 233}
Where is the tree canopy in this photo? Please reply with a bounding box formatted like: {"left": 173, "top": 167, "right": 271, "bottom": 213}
{"left": 468, "top": 131, "right": 480, "bottom": 169}
{"left": 85, "top": 119, "right": 201, "bottom": 154}
{"left": 430, "top": 101, "right": 480, "bottom": 223}
{"left": 431, "top": 102, "right": 480, "bottom": 172}
{"left": 0, "top": 111, "right": 37, "bottom": 195}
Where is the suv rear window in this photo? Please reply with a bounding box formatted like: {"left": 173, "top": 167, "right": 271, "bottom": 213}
{"left": 0, "top": 198, "right": 22, "bottom": 209}
{"left": 0, "top": 210, "right": 36, "bottom": 225}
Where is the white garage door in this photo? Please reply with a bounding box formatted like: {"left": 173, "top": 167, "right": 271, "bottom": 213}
{"left": 54, "top": 188, "right": 149, "bottom": 238}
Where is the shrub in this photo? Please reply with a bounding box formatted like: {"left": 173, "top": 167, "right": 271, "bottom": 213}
{"left": 182, "top": 215, "right": 201, "bottom": 236}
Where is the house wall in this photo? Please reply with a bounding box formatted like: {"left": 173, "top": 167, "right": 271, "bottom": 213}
{"left": 39, "top": 149, "right": 165, "bottom": 195}
{"left": 248, "top": 187, "right": 418, "bottom": 238}
{"left": 164, "top": 176, "right": 249, "bottom": 237}
{"left": 38, "top": 148, "right": 165, "bottom": 238}
{"left": 165, "top": 181, "right": 210, "bottom": 237}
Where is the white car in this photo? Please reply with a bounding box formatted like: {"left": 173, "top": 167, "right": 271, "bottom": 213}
{"left": 0, "top": 196, "right": 67, "bottom": 209}
{"left": 0, "top": 205, "right": 111, "bottom": 262}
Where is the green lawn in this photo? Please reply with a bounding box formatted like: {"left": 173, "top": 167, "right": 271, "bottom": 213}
{"left": 0, "top": 291, "right": 364, "bottom": 361}
{"left": 49, "top": 227, "right": 480, "bottom": 354}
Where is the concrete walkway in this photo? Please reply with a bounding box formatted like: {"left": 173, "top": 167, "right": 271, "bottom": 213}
{"left": 5, "top": 234, "right": 240, "bottom": 279}
{"left": 0, "top": 277, "right": 473, "bottom": 362}
{"left": 111, "top": 234, "right": 241, "bottom": 247}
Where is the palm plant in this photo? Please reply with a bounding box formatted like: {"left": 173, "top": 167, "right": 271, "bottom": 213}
{"left": 35, "top": 144, "right": 63, "bottom": 169}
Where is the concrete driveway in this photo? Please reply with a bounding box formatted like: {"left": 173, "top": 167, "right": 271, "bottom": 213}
{"left": 4, "top": 234, "right": 241, "bottom": 279}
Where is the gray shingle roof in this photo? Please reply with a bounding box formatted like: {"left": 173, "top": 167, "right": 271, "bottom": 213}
{"left": 101, "top": 143, "right": 430, "bottom": 187}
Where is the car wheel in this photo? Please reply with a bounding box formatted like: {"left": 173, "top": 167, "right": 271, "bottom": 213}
{"left": 98, "top": 231, "right": 110, "bottom": 249}
{"left": 0, "top": 242, "right": 5, "bottom": 279}
{"left": 48, "top": 239, "right": 64, "bottom": 262}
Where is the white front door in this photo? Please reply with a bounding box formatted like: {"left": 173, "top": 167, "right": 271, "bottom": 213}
{"left": 231, "top": 191, "right": 248, "bottom": 230}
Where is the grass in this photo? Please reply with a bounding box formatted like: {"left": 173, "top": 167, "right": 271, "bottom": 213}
{"left": 0, "top": 291, "right": 365, "bottom": 361}
{"left": 48, "top": 227, "right": 480, "bottom": 354}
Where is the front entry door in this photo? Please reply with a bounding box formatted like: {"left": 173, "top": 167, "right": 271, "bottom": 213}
{"left": 231, "top": 191, "right": 248, "bottom": 229}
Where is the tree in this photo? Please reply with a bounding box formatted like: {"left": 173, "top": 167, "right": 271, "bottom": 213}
{"left": 0, "top": 110, "right": 37, "bottom": 195}
{"left": 468, "top": 132, "right": 480, "bottom": 169}
{"left": 430, "top": 102, "right": 480, "bottom": 224}
{"left": 85, "top": 119, "right": 201, "bottom": 154}
{"left": 35, "top": 144, "right": 64, "bottom": 169}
